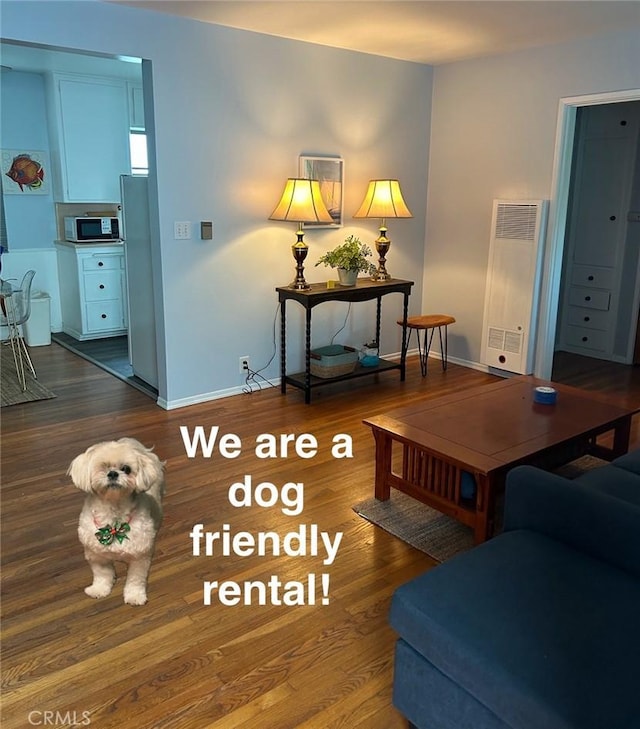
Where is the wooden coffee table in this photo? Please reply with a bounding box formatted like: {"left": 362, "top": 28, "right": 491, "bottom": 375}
{"left": 363, "top": 376, "right": 637, "bottom": 543}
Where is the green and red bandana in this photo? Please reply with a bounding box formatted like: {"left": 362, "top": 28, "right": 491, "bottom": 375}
{"left": 95, "top": 520, "right": 131, "bottom": 545}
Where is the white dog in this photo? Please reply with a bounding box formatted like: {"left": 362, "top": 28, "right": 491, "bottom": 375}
{"left": 68, "top": 437, "right": 165, "bottom": 605}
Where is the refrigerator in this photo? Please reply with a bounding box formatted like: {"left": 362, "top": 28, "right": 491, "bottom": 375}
{"left": 120, "top": 174, "right": 158, "bottom": 389}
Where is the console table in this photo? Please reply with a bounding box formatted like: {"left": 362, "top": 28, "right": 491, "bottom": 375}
{"left": 277, "top": 278, "right": 413, "bottom": 403}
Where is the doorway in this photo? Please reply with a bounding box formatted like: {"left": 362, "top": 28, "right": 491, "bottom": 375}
{"left": 0, "top": 41, "right": 160, "bottom": 398}
{"left": 51, "top": 331, "right": 157, "bottom": 398}
{"left": 534, "top": 89, "right": 640, "bottom": 381}
{"left": 555, "top": 101, "right": 640, "bottom": 366}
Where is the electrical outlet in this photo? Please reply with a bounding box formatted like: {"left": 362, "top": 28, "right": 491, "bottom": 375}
{"left": 239, "top": 356, "right": 250, "bottom": 373}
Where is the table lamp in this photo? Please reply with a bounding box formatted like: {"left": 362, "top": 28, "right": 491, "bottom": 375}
{"left": 269, "top": 178, "right": 333, "bottom": 290}
{"left": 353, "top": 179, "right": 412, "bottom": 280}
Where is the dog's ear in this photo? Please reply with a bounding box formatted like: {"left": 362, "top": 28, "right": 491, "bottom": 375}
{"left": 131, "top": 443, "right": 165, "bottom": 492}
{"left": 68, "top": 448, "right": 95, "bottom": 493}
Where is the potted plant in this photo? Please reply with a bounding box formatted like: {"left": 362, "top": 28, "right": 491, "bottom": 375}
{"left": 315, "top": 234, "right": 376, "bottom": 286}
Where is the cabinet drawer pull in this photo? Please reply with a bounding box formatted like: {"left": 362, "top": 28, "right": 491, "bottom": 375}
{"left": 584, "top": 316, "right": 590, "bottom": 322}
{"left": 582, "top": 336, "right": 588, "bottom": 342}
{"left": 99, "top": 284, "right": 105, "bottom": 289}
{"left": 101, "top": 313, "right": 107, "bottom": 319}
{"left": 584, "top": 295, "right": 591, "bottom": 302}
{"left": 587, "top": 275, "right": 594, "bottom": 281}
{"left": 98, "top": 261, "right": 104, "bottom": 267}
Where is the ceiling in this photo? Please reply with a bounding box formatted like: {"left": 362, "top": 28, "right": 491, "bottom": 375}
{"left": 110, "top": 0, "right": 640, "bottom": 65}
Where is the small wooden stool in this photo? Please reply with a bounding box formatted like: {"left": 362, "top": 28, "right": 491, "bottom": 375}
{"left": 397, "top": 314, "right": 456, "bottom": 376}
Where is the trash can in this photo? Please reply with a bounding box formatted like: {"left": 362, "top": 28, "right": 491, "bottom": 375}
{"left": 24, "top": 291, "right": 51, "bottom": 346}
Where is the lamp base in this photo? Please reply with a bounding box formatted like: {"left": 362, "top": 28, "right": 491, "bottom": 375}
{"left": 372, "top": 228, "right": 391, "bottom": 281}
{"left": 289, "top": 279, "right": 311, "bottom": 290}
{"left": 290, "top": 231, "right": 310, "bottom": 290}
{"left": 371, "top": 269, "right": 391, "bottom": 281}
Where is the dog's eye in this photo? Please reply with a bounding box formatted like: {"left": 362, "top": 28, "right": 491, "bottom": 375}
{"left": 121, "top": 465, "right": 132, "bottom": 475}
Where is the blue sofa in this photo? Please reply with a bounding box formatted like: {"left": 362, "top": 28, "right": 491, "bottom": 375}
{"left": 389, "top": 452, "right": 640, "bottom": 729}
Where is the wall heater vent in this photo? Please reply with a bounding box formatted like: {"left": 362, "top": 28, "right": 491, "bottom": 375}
{"left": 480, "top": 199, "right": 548, "bottom": 374}
{"left": 495, "top": 204, "right": 539, "bottom": 240}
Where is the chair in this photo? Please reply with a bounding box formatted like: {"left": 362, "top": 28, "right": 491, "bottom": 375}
{"left": 397, "top": 314, "right": 456, "bottom": 376}
{"left": 2, "top": 270, "right": 37, "bottom": 391}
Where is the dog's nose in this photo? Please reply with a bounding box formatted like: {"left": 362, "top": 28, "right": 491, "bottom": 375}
{"left": 107, "top": 470, "right": 119, "bottom": 480}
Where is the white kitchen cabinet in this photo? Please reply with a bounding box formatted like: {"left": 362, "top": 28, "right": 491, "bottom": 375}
{"left": 47, "top": 74, "right": 131, "bottom": 202}
{"left": 55, "top": 242, "right": 128, "bottom": 340}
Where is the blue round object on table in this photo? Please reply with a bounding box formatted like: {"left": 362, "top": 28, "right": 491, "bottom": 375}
{"left": 533, "top": 386, "right": 557, "bottom": 405}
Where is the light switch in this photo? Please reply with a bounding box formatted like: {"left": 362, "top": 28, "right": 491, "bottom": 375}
{"left": 174, "top": 221, "right": 191, "bottom": 239}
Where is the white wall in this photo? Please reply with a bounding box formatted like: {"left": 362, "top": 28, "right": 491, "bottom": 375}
{"left": 424, "top": 29, "right": 640, "bottom": 371}
{"left": 2, "top": 1, "right": 432, "bottom": 408}
{"left": 0, "top": 71, "right": 57, "bottom": 251}
{"left": 0, "top": 71, "right": 62, "bottom": 331}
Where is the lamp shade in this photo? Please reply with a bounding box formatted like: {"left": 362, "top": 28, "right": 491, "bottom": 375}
{"left": 269, "top": 178, "right": 333, "bottom": 224}
{"left": 353, "top": 179, "right": 412, "bottom": 219}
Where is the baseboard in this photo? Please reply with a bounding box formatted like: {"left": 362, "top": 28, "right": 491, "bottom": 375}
{"left": 381, "top": 346, "right": 491, "bottom": 373}
{"left": 160, "top": 377, "right": 280, "bottom": 410}
{"left": 399, "top": 347, "right": 493, "bottom": 375}
{"left": 447, "top": 354, "right": 492, "bottom": 374}
{"left": 158, "top": 352, "right": 492, "bottom": 410}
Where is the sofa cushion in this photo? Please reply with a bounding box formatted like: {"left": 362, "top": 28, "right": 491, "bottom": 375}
{"left": 505, "top": 466, "right": 640, "bottom": 579}
{"left": 612, "top": 450, "right": 640, "bottom": 475}
{"left": 393, "top": 638, "right": 511, "bottom": 729}
{"left": 390, "top": 530, "right": 640, "bottom": 729}
{"left": 576, "top": 466, "right": 640, "bottom": 507}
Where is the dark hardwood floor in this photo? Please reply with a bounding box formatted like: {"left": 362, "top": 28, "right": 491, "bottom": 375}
{"left": 51, "top": 332, "right": 158, "bottom": 399}
{"left": 551, "top": 349, "right": 640, "bottom": 411}
{"left": 1, "top": 344, "right": 638, "bottom": 729}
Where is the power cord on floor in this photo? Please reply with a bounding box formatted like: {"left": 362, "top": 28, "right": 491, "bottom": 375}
{"left": 241, "top": 303, "right": 280, "bottom": 394}
{"left": 242, "top": 365, "right": 277, "bottom": 394}
{"left": 241, "top": 300, "right": 353, "bottom": 394}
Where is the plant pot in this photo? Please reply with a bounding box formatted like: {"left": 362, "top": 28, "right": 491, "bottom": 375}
{"left": 337, "top": 268, "right": 358, "bottom": 286}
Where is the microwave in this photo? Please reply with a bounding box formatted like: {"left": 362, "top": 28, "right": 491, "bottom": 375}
{"left": 64, "top": 216, "right": 120, "bottom": 242}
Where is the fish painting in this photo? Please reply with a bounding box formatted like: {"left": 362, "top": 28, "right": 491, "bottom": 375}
{"left": 5, "top": 153, "right": 45, "bottom": 191}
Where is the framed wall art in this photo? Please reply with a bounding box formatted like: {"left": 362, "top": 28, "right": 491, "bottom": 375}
{"left": 298, "top": 154, "right": 344, "bottom": 227}
{"left": 1, "top": 149, "right": 49, "bottom": 195}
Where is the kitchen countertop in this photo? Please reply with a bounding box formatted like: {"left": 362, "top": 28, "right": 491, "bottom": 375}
{"left": 54, "top": 240, "right": 124, "bottom": 249}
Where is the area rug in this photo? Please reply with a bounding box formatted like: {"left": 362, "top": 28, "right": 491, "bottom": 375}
{"left": 0, "top": 345, "right": 56, "bottom": 407}
{"left": 353, "top": 454, "right": 607, "bottom": 563}
{"left": 353, "top": 493, "right": 476, "bottom": 563}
